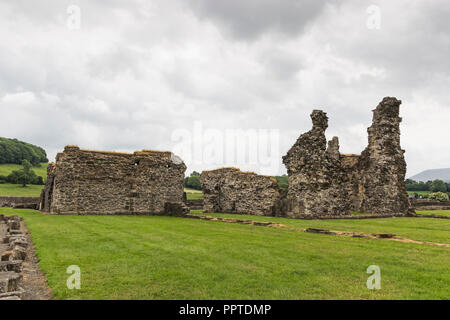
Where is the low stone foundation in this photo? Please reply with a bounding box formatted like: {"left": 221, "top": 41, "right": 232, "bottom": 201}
{"left": 0, "top": 197, "right": 40, "bottom": 210}
{"left": 184, "top": 198, "right": 204, "bottom": 210}
{"left": 0, "top": 214, "right": 27, "bottom": 300}
{"left": 411, "top": 199, "right": 450, "bottom": 211}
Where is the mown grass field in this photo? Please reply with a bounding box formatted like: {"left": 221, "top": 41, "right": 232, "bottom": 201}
{"left": 0, "top": 184, "right": 44, "bottom": 197}
{"left": 190, "top": 210, "right": 450, "bottom": 244}
{"left": 0, "top": 163, "right": 48, "bottom": 178}
{"left": 0, "top": 163, "right": 47, "bottom": 196}
{"left": 184, "top": 188, "right": 203, "bottom": 200}
{"left": 407, "top": 191, "right": 432, "bottom": 196}
{"left": 1, "top": 207, "right": 448, "bottom": 300}
{"left": 416, "top": 210, "right": 450, "bottom": 216}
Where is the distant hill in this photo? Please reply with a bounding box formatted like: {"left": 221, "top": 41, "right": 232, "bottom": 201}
{"left": 0, "top": 137, "right": 48, "bottom": 166}
{"left": 409, "top": 168, "right": 450, "bottom": 182}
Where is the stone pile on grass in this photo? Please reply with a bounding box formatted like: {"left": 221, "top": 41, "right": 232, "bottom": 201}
{"left": 0, "top": 214, "right": 27, "bottom": 300}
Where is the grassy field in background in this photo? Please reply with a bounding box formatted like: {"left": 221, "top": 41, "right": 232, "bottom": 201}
{"left": 0, "top": 163, "right": 47, "bottom": 196}
{"left": 407, "top": 191, "right": 432, "bottom": 196}
{"left": 184, "top": 188, "right": 203, "bottom": 200}
{"left": 0, "top": 184, "right": 44, "bottom": 197}
{"left": 0, "top": 163, "right": 48, "bottom": 178}
{"left": 1, "top": 207, "right": 448, "bottom": 300}
{"left": 416, "top": 210, "right": 450, "bottom": 216}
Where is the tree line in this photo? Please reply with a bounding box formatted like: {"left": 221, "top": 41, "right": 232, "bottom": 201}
{"left": 405, "top": 179, "right": 450, "bottom": 193}
{"left": 0, "top": 137, "right": 48, "bottom": 166}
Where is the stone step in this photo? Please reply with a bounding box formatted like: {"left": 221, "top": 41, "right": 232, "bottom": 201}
{"left": 8, "top": 239, "right": 28, "bottom": 250}
{"left": 0, "top": 288, "right": 24, "bottom": 299}
{"left": 0, "top": 271, "right": 22, "bottom": 293}
{"left": 0, "top": 295, "right": 21, "bottom": 300}
{"left": 1, "top": 246, "right": 27, "bottom": 262}
{"left": 0, "top": 261, "right": 23, "bottom": 273}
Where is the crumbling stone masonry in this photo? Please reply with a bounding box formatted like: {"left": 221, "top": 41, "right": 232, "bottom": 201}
{"left": 0, "top": 215, "right": 27, "bottom": 300}
{"left": 200, "top": 168, "right": 282, "bottom": 216}
{"left": 0, "top": 197, "right": 40, "bottom": 210}
{"left": 40, "top": 145, "right": 188, "bottom": 215}
{"left": 283, "top": 97, "right": 412, "bottom": 217}
{"left": 352, "top": 97, "right": 411, "bottom": 215}
{"left": 282, "top": 110, "right": 351, "bottom": 217}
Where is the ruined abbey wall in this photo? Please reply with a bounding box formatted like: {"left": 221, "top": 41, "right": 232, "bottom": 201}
{"left": 351, "top": 97, "right": 411, "bottom": 215}
{"left": 283, "top": 97, "right": 412, "bottom": 217}
{"left": 282, "top": 111, "right": 351, "bottom": 217}
{"left": 200, "top": 168, "right": 282, "bottom": 216}
{"left": 40, "top": 145, "right": 188, "bottom": 215}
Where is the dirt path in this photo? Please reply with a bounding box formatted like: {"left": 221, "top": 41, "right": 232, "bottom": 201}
{"left": 19, "top": 220, "right": 53, "bottom": 300}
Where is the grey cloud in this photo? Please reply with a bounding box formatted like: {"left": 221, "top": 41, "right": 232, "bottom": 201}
{"left": 186, "top": 0, "right": 338, "bottom": 40}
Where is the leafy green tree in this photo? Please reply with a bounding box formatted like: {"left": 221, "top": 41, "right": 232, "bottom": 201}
{"left": 184, "top": 171, "right": 202, "bottom": 190}
{"left": 0, "top": 137, "right": 48, "bottom": 165}
{"left": 275, "top": 175, "right": 288, "bottom": 192}
{"left": 6, "top": 159, "right": 39, "bottom": 187}
{"left": 430, "top": 179, "right": 447, "bottom": 193}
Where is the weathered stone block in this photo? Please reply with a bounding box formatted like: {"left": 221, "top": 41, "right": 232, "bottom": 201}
{"left": 201, "top": 168, "right": 282, "bottom": 216}
{"left": 0, "top": 261, "right": 23, "bottom": 273}
{"left": 0, "top": 271, "right": 22, "bottom": 293}
{"left": 40, "top": 146, "right": 187, "bottom": 216}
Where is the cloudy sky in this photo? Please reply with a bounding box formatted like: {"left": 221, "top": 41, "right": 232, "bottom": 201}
{"left": 1, "top": 0, "right": 449, "bottom": 176}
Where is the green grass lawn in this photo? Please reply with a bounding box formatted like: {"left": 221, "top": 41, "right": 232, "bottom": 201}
{"left": 184, "top": 188, "right": 203, "bottom": 200}
{"left": 416, "top": 210, "right": 450, "bottom": 217}
{"left": 191, "top": 210, "right": 450, "bottom": 244}
{"left": 407, "top": 191, "right": 432, "bottom": 196}
{"left": 0, "top": 163, "right": 48, "bottom": 178}
{"left": 0, "top": 184, "right": 44, "bottom": 197}
{"left": 1, "top": 207, "right": 448, "bottom": 300}
{"left": 186, "top": 193, "right": 203, "bottom": 200}
{"left": 0, "top": 163, "right": 47, "bottom": 197}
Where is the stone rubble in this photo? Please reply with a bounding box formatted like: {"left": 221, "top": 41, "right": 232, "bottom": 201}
{"left": 0, "top": 214, "right": 27, "bottom": 300}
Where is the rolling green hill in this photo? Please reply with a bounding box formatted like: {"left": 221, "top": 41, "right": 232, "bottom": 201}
{"left": 0, "top": 163, "right": 48, "bottom": 178}
{"left": 0, "top": 137, "right": 48, "bottom": 165}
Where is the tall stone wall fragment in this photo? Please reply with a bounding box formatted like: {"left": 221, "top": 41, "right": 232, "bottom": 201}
{"left": 353, "top": 97, "right": 411, "bottom": 215}
{"left": 282, "top": 111, "right": 351, "bottom": 217}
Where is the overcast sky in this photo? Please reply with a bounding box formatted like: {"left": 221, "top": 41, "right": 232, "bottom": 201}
{"left": 1, "top": 0, "right": 449, "bottom": 176}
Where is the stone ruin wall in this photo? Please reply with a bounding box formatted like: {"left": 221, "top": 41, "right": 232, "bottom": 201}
{"left": 200, "top": 168, "right": 282, "bottom": 216}
{"left": 352, "top": 97, "right": 411, "bottom": 215}
{"left": 38, "top": 97, "right": 410, "bottom": 219}
{"left": 200, "top": 97, "right": 412, "bottom": 218}
{"left": 40, "top": 145, "right": 188, "bottom": 216}
{"left": 282, "top": 110, "right": 351, "bottom": 217}
{"left": 283, "top": 97, "right": 412, "bottom": 217}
